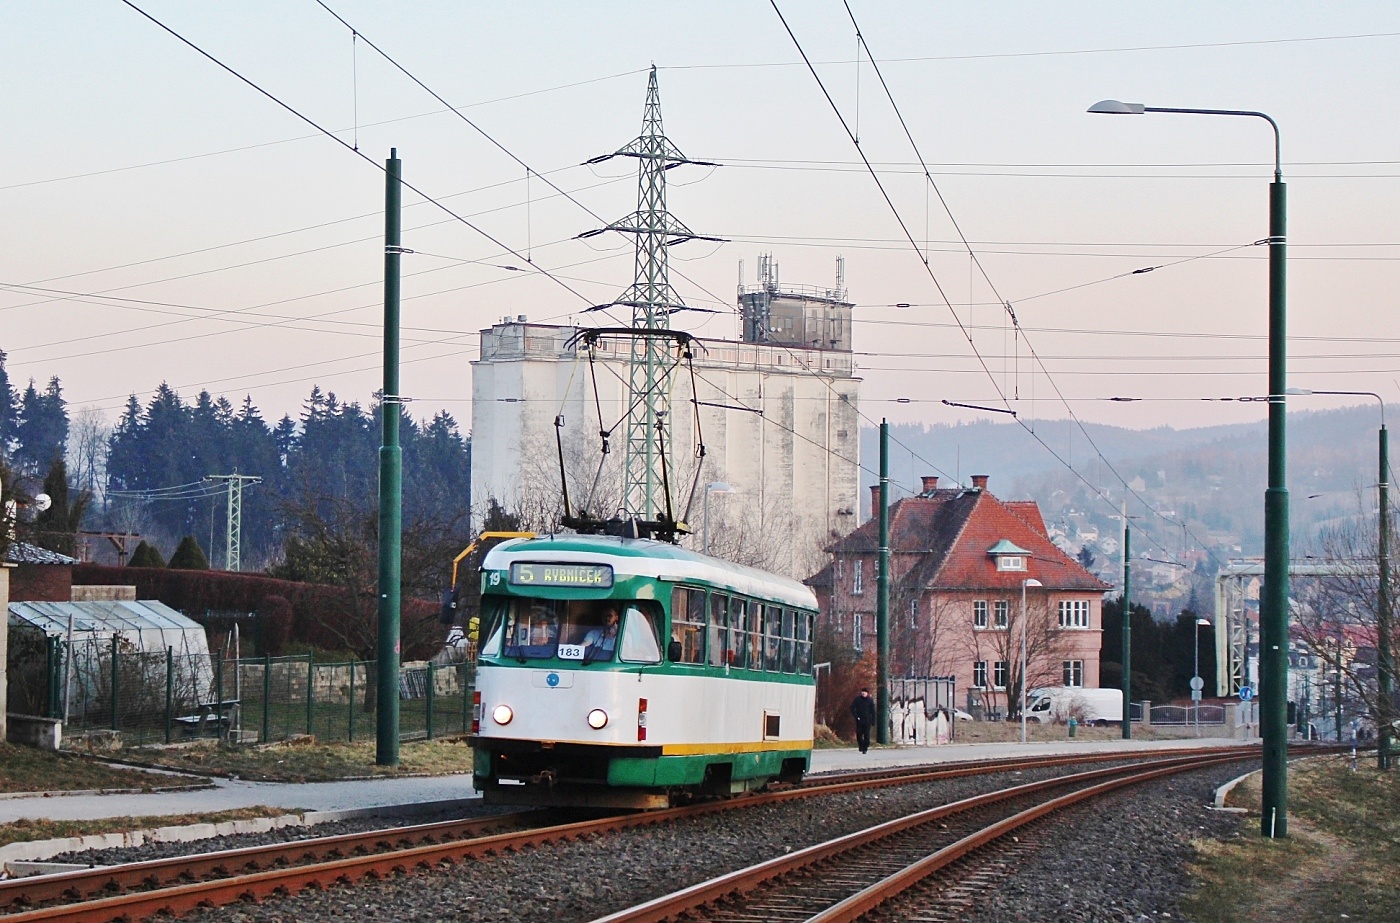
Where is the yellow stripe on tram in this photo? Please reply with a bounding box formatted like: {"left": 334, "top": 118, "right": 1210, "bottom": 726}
{"left": 661, "top": 739, "right": 815, "bottom": 756}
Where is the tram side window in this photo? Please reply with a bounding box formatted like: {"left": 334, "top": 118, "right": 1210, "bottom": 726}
{"left": 764, "top": 605, "right": 782, "bottom": 671}
{"left": 747, "top": 600, "right": 764, "bottom": 669}
{"left": 619, "top": 602, "right": 663, "bottom": 664}
{"left": 798, "top": 612, "right": 815, "bottom": 674}
{"left": 727, "top": 597, "right": 748, "bottom": 669}
{"left": 670, "top": 587, "right": 707, "bottom": 664}
{"left": 708, "top": 593, "right": 727, "bottom": 667}
{"left": 780, "top": 609, "right": 797, "bottom": 673}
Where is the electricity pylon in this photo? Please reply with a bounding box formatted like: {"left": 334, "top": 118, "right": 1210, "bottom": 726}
{"left": 205, "top": 472, "right": 261, "bottom": 571}
{"left": 581, "top": 66, "right": 720, "bottom": 520}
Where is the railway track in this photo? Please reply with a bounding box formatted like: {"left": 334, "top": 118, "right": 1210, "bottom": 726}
{"left": 0, "top": 745, "right": 1261, "bottom": 923}
{"left": 588, "top": 750, "right": 1252, "bottom": 923}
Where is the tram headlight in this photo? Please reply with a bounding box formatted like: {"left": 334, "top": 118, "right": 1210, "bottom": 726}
{"left": 491, "top": 704, "right": 514, "bottom": 726}
{"left": 586, "top": 708, "right": 609, "bottom": 730}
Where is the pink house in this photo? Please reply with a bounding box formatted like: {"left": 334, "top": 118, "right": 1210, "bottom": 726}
{"left": 808, "top": 475, "right": 1112, "bottom": 717}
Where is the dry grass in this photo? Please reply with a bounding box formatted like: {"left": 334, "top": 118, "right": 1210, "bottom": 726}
{"left": 129, "top": 736, "right": 475, "bottom": 783}
{"left": 948, "top": 720, "right": 1207, "bottom": 744}
{"left": 0, "top": 807, "right": 299, "bottom": 848}
{"left": 1182, "top": 756, "right": 1400, "bottom": 922}
{"left": 0, "top": 743, "right": 189, "bottom": 793}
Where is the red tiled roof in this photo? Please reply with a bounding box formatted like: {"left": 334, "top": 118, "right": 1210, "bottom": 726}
{"left": 821, "top": 488, "right": 1109, "bottom": 594}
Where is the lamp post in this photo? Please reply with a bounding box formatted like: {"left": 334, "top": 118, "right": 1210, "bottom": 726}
{"left": 1020, "top": 578, "right": 1043, "bottom": 744}
{"left": 1287, "top": 388, "right": 1391, "bottom": 770}
{"left": 1089, "top": 99, "right": 1289, "bottom": 837}
{"left": 1193, "top": 617, "right": 1212, "bottom": 735}
{"left": 701, "top": 482, "right": 731, "bottom": 556}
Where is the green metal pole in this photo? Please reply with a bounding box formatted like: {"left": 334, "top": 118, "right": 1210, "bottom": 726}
{"left": 377, "top": 148, "right": 404, "bottom": 767}
{"left": 262, "top": 654, "right": 271, "bottom": 744}
{"left": 165, "top": 647, "right": 173, "bottom": 744}
{"left": 1261, "top": 173, "right": 1290, "bottom": 837}
{"left": 462, "top": 664, "right": 470, "bottom": 734}
{"left": 46, "top": 637, "right": 58, "bottom": 719}
{"left": 110, "top": 635, "right": 119, "bottom": 732}
{"left": 348, "top": 662, "right": 356, "bottom": 743}
{"left": 876, "top": 420, "right": 890, "bottom": 745}
{"left": 214, "top": 654, "right": 223, "bottom": 739}
{"left": 426, "top": 661, "right": 436, "bottom": 741}
{"left": 1122, "top": 524, "right": 1132, "bottom": 740}
{"left": 306, "top": 653, "right": 315, "bottom": 738}
{"left": 1378, "top": 423, "right": 1392, "bottom": 770}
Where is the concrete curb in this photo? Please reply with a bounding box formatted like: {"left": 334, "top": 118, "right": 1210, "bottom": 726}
{"left": 1211, "top": 768, "right": 1257, "bottom": 811}
{"left": 0, "top": 796, "right": 482, "bottom": 869}
{"left": 0, "top": 784, "right": 214, "bottom": 802}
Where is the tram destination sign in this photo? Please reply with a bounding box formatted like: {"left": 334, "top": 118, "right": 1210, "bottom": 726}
{"left": 509, "top": 561, "right": 614, "bottom": 589}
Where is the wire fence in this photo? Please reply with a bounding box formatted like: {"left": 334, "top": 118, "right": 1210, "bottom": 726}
{"left": 30, "top": 641, "right": 475, "bottom": 746}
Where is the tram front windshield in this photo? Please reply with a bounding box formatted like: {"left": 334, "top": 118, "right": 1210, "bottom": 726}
{"left": 489, "top": 598, "right": 661, "bottom": 664}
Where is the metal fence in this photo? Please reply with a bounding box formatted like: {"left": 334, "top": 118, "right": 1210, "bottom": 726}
{"left": 34, "top": 644, "right": 475, "bottom": 746}
{"left": 1148, "top": 703, "right": 1226, "bottom": 726}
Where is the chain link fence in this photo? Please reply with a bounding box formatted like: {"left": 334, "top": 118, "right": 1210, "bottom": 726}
{"left": 31, "top": 642, "right": 475, "bottom": 746}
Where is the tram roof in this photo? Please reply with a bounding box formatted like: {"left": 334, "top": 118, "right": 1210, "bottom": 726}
{"left": 483, "top": 534, "right": 818, "bottom": 610}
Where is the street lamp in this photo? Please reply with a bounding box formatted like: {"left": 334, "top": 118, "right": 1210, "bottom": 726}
{"left": 1193, "top": 617, "right": 1212, "bottom": 735}
{"left": 1090, "top": 98, "right": 1290, "bottom": 838}
{"left": 1286, "top": 388, "right": 1391, "bottom": 771}
{"left": 702, "top": 481, "right": 732, "bottom": 555}
{"left": 1020, "top": 577, "right": 1043, "bottom": 744}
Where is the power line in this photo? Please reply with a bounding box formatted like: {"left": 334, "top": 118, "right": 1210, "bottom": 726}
{"left": 118, "top": 0, "right": 603, "bottom": 317}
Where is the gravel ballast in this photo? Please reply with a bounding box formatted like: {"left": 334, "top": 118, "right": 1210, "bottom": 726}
{"left": 162, "top": 757, "right": 1250, "bottom": 923}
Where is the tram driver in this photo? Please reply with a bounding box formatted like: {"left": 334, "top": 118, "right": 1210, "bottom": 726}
{"left": 583, "top": 604, "right": 621, "bottom": 660}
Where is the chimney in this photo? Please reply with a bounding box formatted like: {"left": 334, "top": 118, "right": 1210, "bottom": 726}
{"left": 870, "top": 484, "right": 883, "bottom": 519}
{"left": 971, "top": 474, "right": 989, "bottom": 491}
{"left": 920, "top": 476, "right": 939, "bottom": 494}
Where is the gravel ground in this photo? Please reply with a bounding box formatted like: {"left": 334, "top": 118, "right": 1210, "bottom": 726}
{"left": 955, "top": 759, "right": 1257, "bottom": 923}
{"left": 174, "top": 760, "right": 1155, "bottom": 923}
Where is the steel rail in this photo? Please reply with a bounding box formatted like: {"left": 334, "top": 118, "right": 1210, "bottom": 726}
{"left": 805, "top": 759, "right": 1225, "bottom": 923}
{"left": 0, "top": 743, "right": 1250, "bottom": 913}
{"left": 0, "top": 744, "right": 1277, "bottom": 923}
{"left": 587, "top": 752, "right": 1251, "bottom": 923}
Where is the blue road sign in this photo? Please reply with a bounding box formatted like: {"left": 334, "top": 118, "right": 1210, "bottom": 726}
{"left": 1239, "top": 686, "right": 1254, "bottom": 701}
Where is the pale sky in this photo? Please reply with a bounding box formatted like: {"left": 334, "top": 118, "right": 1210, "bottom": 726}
{"left": 3, "top": 2, "right": 1398, "bottom": 434}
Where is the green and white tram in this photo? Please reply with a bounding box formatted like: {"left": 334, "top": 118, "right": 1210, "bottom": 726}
{"left": 469, "top": 534, "right": 818, "bottom": 809}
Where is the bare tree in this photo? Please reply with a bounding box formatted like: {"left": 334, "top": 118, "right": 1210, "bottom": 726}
{"left": 952, "top": 593, "right": 1072, "bottom": 720}
{"left": 67, "top": 406, "right": 109, "bottom": 503}
{"left": 1294, "top": 494, "right": 1397, "bottom": 735}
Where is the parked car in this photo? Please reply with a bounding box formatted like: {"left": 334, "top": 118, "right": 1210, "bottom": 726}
{"left": 1023, "top": 687, "right": 1123, "bottom": 726}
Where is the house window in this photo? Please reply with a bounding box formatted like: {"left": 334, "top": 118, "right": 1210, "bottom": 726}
{"left": 997, "top": 555, "right": 1025, "bottom": 572}
{"left": 993, "top": 661, "right": 1009, "bottom": 689}
{"left": 909, "top": 598, "right": 918, "bottom": 629}
{"left": 973, "top": 600, "right": 988, "bottom": 629}
{"left": 972, "top": 661, "right": 988, "bottom": 689}
{"left": 853, "top": 560, "right": 864, "bottom": 595}
{"left": 1063, "top": 660, "right": 1084, "bottom": 687}
{"left": 1058, "top": 599, "right": 1090, "bottom": 629}
{"left": 853, "top": 613, "right": 864, "bottom": 651}
{"left": 994, "top": 600, "right": 1009, "bottom": 629}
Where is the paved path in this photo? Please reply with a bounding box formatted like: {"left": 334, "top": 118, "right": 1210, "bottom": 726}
{"left": 0, "top": 737, "right": 1254, "bottom": 824}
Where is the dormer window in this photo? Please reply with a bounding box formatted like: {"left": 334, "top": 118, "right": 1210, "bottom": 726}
{"left": 987, "top": 539, "right": 1031, "bottom": 572}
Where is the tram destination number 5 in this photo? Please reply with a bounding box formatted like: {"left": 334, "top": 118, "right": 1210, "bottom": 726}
{"left": 509, "top": 562, "right": 614, "bottom": 589}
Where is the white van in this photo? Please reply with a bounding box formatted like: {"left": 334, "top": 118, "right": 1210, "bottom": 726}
{"left": 1024, "top": 687, "right": 1123, "bottom": 726}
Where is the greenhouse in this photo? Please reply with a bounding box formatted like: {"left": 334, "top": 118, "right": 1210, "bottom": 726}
{"left": 7, "top": 599, "right": 215, "bottom": 731}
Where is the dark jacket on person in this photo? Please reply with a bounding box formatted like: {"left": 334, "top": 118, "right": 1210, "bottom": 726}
{"left": 850, "top": 693, "right": 876, "bottom": 726}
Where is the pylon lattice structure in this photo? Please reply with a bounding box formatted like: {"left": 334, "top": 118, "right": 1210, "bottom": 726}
{"left": 592, "top": 67, "right": 717, "bottom": 520}
{"left": 205, "top": 472, "right": 261, "bottom": 571}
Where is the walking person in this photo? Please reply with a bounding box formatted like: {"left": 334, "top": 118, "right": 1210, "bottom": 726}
{"left": 851, "top": 687, "right": 876, "bottom": 754}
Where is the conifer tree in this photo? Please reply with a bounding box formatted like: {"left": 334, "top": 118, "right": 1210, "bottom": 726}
{"left": 128, "top": 540, "right": 165, "bottom": 568}
{"left": 168, "top": 535, "right": 210, "bottom": 570}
